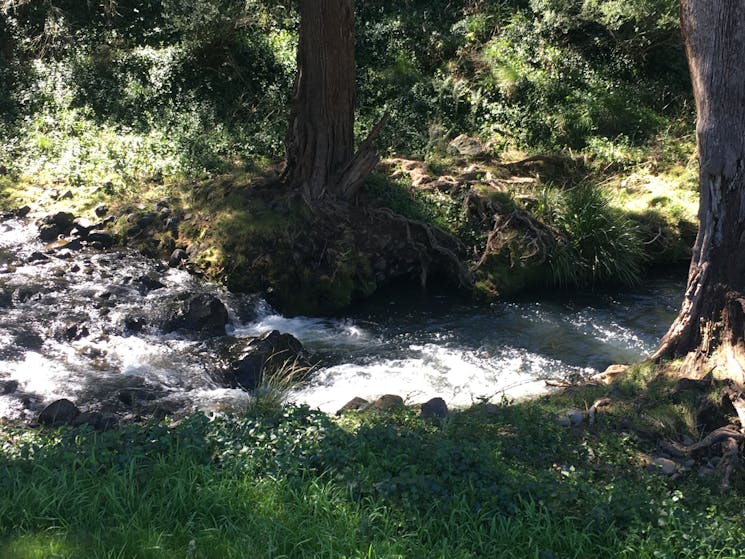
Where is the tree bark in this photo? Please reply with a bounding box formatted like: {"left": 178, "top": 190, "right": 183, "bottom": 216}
{"left": 653, "top": 1, "right": 745, "bottom": 383}
{"left": 282, "top": 0, "right": 381, "bottom": 202}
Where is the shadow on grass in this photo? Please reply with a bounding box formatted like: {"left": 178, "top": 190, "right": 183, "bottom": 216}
{"left": 2, "top": 375, "right": 745, "bottom": 557}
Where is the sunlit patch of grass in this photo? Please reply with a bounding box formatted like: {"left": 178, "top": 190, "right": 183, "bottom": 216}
{"left": 0, "top": 534, "right": 80, "bottom": 559}
{"left": 616, "top": 361, "right": 664, "bottom": 396}
{"left": 612, "top": 169, "right": 698, "bottom": 223}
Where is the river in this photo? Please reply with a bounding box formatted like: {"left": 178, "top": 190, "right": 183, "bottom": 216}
{"left": 0, "top": 217, "right": 684, "bottom": 420}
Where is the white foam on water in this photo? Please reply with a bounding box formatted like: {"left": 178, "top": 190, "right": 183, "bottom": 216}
{"left": 0, "top": 216, "right": 682, "bottom": 419}
{"left": 0, "top": 220, "right": 38, "bottom": 249}
{"left": 292, "top": 343, "right": 589, "bottom": 414}
{"left": 4, "top": 351, "right": 82, "bottom": 401}
{"left": 235, "top": 313, "right": 376, "bottom": 350}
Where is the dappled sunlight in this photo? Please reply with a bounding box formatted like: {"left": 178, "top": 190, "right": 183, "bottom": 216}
{"left": 0, "top": 534, "right": 81, "bottom": 559}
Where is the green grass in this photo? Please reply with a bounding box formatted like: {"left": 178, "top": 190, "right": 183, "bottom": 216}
{"left": 1, "top": 391, "right": 744, "bottom": 558}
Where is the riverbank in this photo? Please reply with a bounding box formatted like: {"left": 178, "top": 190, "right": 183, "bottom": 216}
{"left": 0, "top": 214, "right": 684, "bottom": 426}
{"left": 0, "top": 140, "right": 699, "bottom": 316}
{"left": 2, "top": 372, "right": 744, "bottom": 558}
{"left": 5, "top": 209, "right": 744, "bottom": 555}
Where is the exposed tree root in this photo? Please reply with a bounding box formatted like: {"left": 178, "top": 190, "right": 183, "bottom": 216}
{"left": 720, "top": 436, "right": 740, "bottom": 491}
{"left": 368, "top": 206, "right": 472, "bottom": 289}
{"left": 660, "top": 427, "right": 745, "bottom": 457}
{"left": 658, "top": 425, "right": 744, "bottom": 491}
{"left": 472, "top": 208, "right": 564, "bottom": 272}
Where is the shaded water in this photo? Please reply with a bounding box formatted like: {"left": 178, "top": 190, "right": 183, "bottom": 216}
{"left": 0, "top": 217, "right": 684, "bottom": 419}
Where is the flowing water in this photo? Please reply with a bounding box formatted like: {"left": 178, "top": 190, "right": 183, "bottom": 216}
{"left": 0, "top": 217, "right": 684, "bottom": 420}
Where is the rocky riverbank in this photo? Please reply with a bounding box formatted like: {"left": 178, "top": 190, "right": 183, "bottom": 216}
{"left": 0, "top": 214, "right": 313, "bottom": 426}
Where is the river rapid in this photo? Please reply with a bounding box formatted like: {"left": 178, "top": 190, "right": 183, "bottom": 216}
{"left": 0, "top": 217, "right": 684, "bottom": 421}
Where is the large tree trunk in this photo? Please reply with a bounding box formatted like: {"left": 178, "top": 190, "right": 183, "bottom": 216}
{"left": 653, "top": 1, "right": 745, "bottom": 383}
{"left": 282, "top": 0, "right": 381, "bottom": 202}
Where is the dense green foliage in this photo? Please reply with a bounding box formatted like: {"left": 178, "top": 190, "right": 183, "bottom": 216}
{"left": 0, "top": 0, "right": 296, "bottom": 186}
{"left": 0, "top": 0, "right": 689, "bottom": 186}
{"left": 1, "top": 399, "right": 744, "bottom": 558}
{"left": 357, "top": 0, "right": 688, "bottom": 153}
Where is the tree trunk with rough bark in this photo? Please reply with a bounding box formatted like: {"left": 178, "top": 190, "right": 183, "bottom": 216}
{"left": 282, "top": 0, "right": 381, "bottom": 202}
{"left": 653, "top": 1, "right": 745, "bottom": 383}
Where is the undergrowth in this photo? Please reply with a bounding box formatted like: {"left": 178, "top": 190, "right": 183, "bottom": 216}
{"left": 1, "top": 394, "right": 744, "bottom": 558}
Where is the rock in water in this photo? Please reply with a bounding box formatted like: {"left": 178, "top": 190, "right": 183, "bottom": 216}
{"left": 368, "top": 394, "right": 405, "bottom": 411}
{"left": 218, "top": 330, "right": 307, "bottom": 390}
{"left": 336, "top": 397, "right": 370, "bottom": 415}
{"left": 38, "top": 399, "right": 80, "bottom": 426}
{"left": 1, "top": 379, "right": 19, "bottom": 395}
{"left": 86, "top": 230, "right": 115, "bottom": 248}
{"left": 420, "top": 397, "right": 448, "bottom": 419}
{"left": 162, "top": 293, "right": 229, "bottom": 338}
{"left": 37, "top": 212, "right": 76, "bottom": 241}
{"left": 169, "top": 249, "right": 188, "bottom": 268}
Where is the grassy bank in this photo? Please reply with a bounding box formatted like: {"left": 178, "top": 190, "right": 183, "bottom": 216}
{"left": 1, "top": 370, "right": 744, "bottom": 558}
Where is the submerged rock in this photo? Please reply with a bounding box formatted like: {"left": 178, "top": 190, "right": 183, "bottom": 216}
{"left": 27, "top": 251, "right": 49, "bottom": 263}
{"left": 86, "top": 230, "right": 115, "bottom": 248}
{"left": 72, "top": 411, "right": 117, "bottom": 430}
{"left": 136, "top": 273, "right": 165, "bottom": 292}
{"left": 117, "top": 387, "right": 162, "bottom": 407}
{"left": 52, "top": 318, "right": 91, "bottom": 342}
{"left": 1, "top": 379, "right": 19, "bottom": 395}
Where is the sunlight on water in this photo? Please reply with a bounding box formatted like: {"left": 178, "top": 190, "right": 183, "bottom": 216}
{"left": 236, "top": 313, "right": 375, "bottom": 349}
{"left": 5, "top": 352, "right": 74, "bottom": 401}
